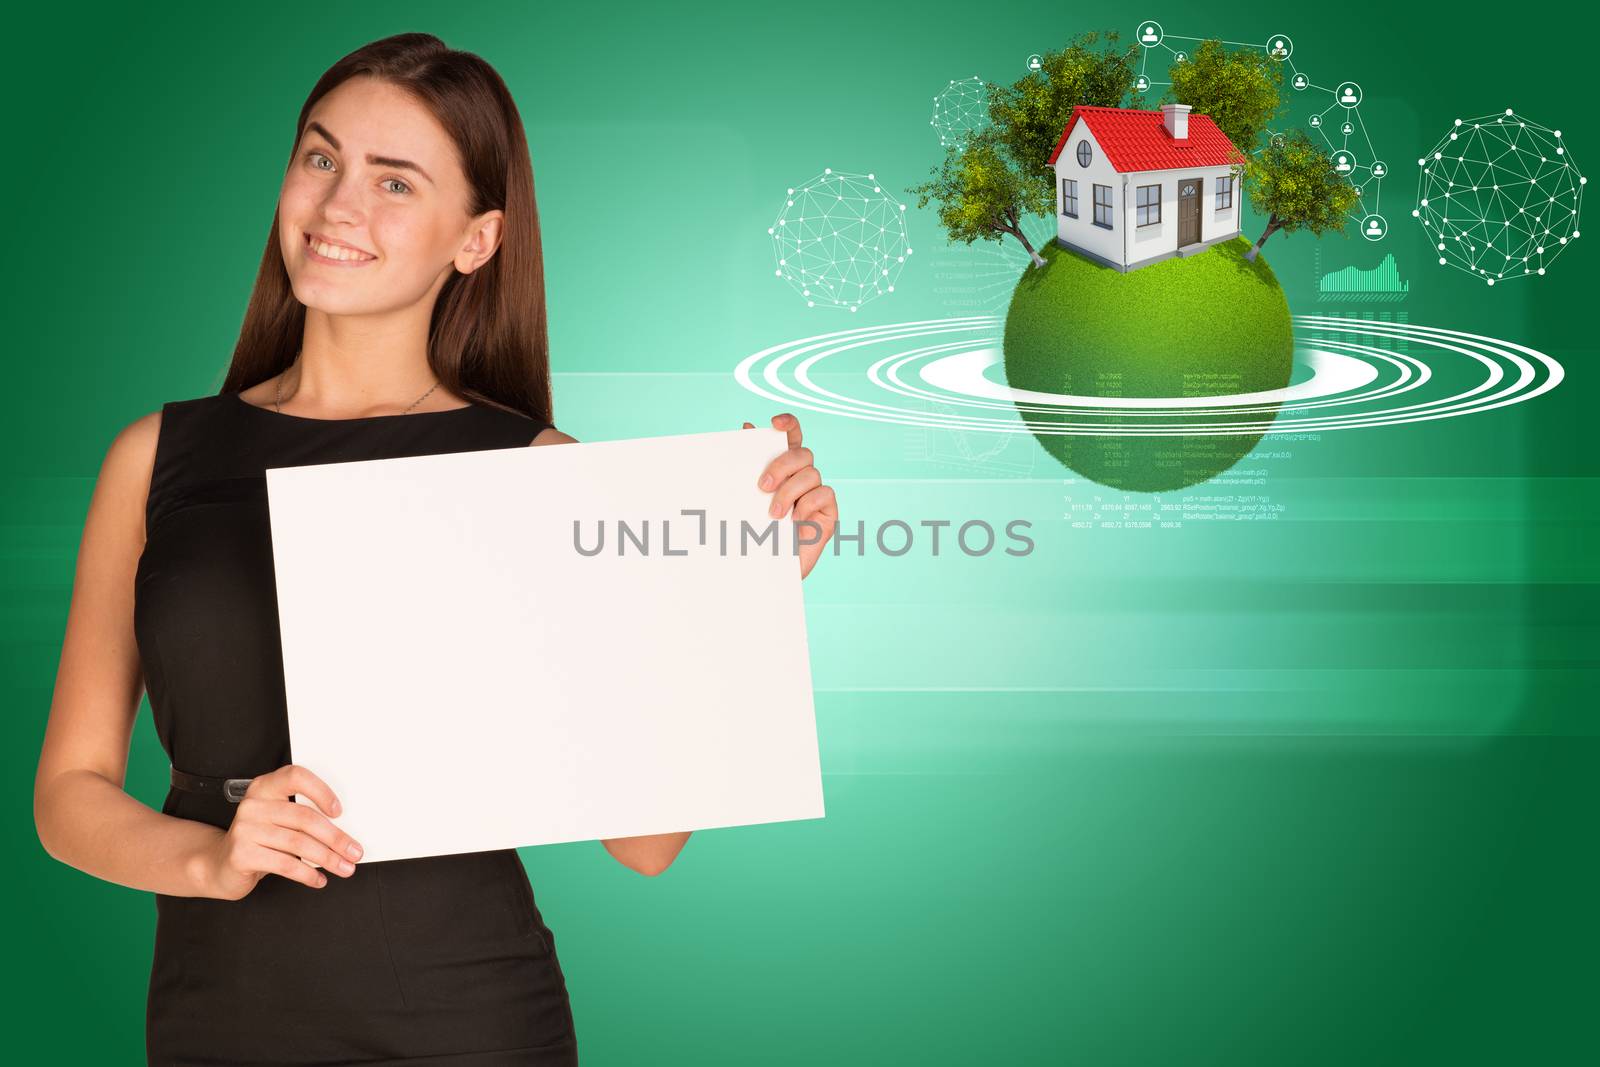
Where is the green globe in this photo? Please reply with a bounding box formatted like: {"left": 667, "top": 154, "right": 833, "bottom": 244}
{"left": 1003, "top": 236, "right": 1294, "bottom": 492}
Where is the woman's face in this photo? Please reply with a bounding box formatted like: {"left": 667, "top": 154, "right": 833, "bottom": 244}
{"left": 277, "top": 76, "right": 502, "bottom": 316}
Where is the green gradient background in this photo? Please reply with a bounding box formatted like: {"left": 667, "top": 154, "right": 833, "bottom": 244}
{"left": 5, "top": 2, "right": 1595, "bottom": 1063}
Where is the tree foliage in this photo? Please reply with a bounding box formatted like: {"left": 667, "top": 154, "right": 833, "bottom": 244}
{"left": 909, "top": 30, "right": 1142, "bottom": 265}
{"left": 907, "top": 127, "right": 1047, "bottom": 266}
{"left": 988, "top": 30, "right": 1144, "bottom": 215}
{"left": 1242, "top": 129, "right": 1361, "bottom": 259}
{"left": 1165, "top": 39, "right": 1282, "bottom": 150}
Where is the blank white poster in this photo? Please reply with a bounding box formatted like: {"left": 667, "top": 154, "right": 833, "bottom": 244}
{"left": 264, "top": 427, "right": 823, "bottom": 864}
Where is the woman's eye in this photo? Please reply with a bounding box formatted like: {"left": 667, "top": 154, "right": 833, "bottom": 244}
{"left": 302, "top": 150, "right": 408, "bottom": 195}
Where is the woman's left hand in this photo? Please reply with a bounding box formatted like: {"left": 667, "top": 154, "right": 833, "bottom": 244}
{"left": 744, "top": 413, "right": 837, "bottom": 580}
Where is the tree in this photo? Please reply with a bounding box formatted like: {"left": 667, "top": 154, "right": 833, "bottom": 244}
{"left": 909, "top": 30, "right": 1142, "bottom": 267}
{"left": 988, "top": 30, "right": 1144, "bottom": 213}
{"left": 1243, "top": 130, "right": 1361, "bottom": 261}
{"left": 907, "top": 127, "right": 1049, "bottom": 267}
{"left": 1165, "top": 39, "right": 1282, "bottom": 150}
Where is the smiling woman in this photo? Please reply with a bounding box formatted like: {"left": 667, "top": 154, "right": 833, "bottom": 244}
{"left": 31, "top": 29, "right": 834, "bottom": 1067}
{"left": 255, "top": 71, "right": 541, "bottom": 405}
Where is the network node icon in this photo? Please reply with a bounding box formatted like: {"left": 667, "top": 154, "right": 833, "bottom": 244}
{"left": 769, "top": 168, "right": 913, "bottom": 311}
{"left": 1361, "top": 214, "right": 1388, "bottom": 241}
{"left": 930, "top": 75, "right": 989, "bottom": 148}
{"left": 1131, "top": 23, "right": 1387, "bottom": 242}
{"left": 1414, "top": 110, "right": 1585, "bottom": 285}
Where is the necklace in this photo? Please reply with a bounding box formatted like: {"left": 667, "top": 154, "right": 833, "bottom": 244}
{"left": 274, "top": 360, "right": 442, "bottom": 416}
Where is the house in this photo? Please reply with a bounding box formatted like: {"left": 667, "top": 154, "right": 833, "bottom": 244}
{"left": 1046, "top": 103, "right": 1247, "bottom": 272}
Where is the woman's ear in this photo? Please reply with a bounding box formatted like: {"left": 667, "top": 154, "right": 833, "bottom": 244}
{"left": 455, "top": 210, "right": 505, "bottom": 275}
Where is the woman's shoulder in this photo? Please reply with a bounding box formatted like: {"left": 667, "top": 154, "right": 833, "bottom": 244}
{"left": 108, "top": 395, "right": 245, "bottom": 536}
{"left": 148, "top": 393, "right": 228, "bottom": 419}
{"left": 106, "top": 407, "right": 165, "bottom": 470}
{"left": 104, "top": 393, "right": 221, "bottom": 478}
{"left": 530, "top": 425, "right": 578, "bottom": 446}
{"left": 99, "top": 405, "right": 172, "bottom": 544}
{"left": 463, "top": 396, "right": 574, "bottom": 446}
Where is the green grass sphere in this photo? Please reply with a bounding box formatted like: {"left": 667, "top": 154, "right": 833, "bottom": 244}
{"left": 1003, "top": 236, "right": 1295, "bottom": 492}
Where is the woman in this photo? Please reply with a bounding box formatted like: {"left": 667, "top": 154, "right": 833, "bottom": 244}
{"left": 32, "top": 32, "right": 837, "bottom": 1064}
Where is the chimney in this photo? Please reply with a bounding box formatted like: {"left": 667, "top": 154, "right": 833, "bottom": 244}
{"left": 1161, "top": 102, "right": 1191, "bottom": 142}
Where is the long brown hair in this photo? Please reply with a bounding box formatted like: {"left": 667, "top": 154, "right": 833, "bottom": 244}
{"left": 219, "top": 32, "right": 552, "bottom": 425}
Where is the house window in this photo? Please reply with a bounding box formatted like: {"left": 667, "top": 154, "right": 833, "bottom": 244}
{"left": 1076, "top": 141, "right": 1092, "bottom": 168}
{"left": 1216, "top": 174, "right": 1234, "bottom": 209}
{"left": 1061, "top": 178, "right": 1078, "bottom": 218}
{"left": 1136, "top": 184, "right": 1161, "bottom": 226}
{"left": 1093, "top": 184, "right": 1113, "bottom": 229}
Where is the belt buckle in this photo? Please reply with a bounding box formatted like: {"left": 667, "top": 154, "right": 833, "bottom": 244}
{"left": 223, "top": 778, "right": 253, "bottom": 803}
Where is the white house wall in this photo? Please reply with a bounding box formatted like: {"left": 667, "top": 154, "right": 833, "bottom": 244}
{"left": 1122, "top": 165, "right": 1243, "bottom": 268}
{"left": 1210, "top": 169, "right": 1241, "bottom": 245}
{"left": 1053, "top": 123, "right": 1121, "bottom": 267}
{"left": 1054, "top": 131, "right": 1246, "bottom": 271}
{"left": 1125, "top": 174, "right": 1177, "bottom": 264}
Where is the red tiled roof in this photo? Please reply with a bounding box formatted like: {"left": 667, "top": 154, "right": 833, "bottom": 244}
{"left": 1046, "top": 105, "right": 1246, "bottom": 172}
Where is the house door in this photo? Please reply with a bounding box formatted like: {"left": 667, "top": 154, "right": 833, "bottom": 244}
{"left": 1178, "top": 177, "right": 1203, "bottom": 248}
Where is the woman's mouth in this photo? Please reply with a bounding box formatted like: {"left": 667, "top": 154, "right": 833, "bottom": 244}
{"left": 305, "top": 231, "right": 377, "bottom": 265}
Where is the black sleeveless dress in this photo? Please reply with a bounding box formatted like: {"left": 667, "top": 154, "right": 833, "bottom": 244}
{"left": 134, "top": 391, "right": 579, "bottom": 1065}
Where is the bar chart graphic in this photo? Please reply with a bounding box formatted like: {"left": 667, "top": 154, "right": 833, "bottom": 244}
{"left": 1317, "top": 252, "right": 1410, "bottom": 302}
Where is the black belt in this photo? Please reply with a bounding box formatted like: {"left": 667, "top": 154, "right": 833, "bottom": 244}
{"left": 170, "top": 765, "right": 254, "bottom": 803}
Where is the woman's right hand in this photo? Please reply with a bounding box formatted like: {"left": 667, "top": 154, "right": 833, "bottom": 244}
{"left": 200, "top": 764, "right": 365, "bottom": 900}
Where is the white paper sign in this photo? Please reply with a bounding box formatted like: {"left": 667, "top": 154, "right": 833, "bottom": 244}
{"left": 264, "top": 427, "right": 823, "bottom": 864}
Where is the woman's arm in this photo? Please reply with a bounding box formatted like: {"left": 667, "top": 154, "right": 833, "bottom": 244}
{"left": 601, "top": 832, "right": 692, "bottom": 877}
{"left": 33, "top": 412, "right": 229, "bottom": 898}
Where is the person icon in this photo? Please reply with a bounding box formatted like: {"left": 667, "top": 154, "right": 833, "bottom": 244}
{"left": 1372, "top": 162, "right": 1386, "bottom": 177}
{"left": 1174, "top": 51, "right": 1188, "bottom": 62}
{"left": 1028, "top": 54, "right": 1041, "bottom": 70}
{"left": 1293, "top": 74, "right": 1307, "bottom": 89}
{"left": 1342, "top": 121, "right": 1354, "bottom": 136}
{"left": 1341, "top": 86, "right": 1358, "bottom": 104}
{"left": 1142, "top": 25, "right": 1158, "bottom": 43}
{"left": 1366, "top": 219, "right": 1382, "bottom": 235}
{"left": 1272, "top": 39, "right": 1286, "bottom": 55}
{"left": 1310, "top": 115, "right": 1322, "bottom": 128}
{"left": 1135, "top": 75, "right": 1150, "bottom": 91}
{"left": 1335, "top": 154, "right": 1352, "bottom": 172}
